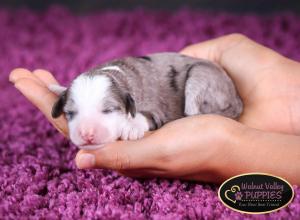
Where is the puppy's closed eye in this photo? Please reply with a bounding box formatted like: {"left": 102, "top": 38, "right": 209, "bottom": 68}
{"left": 65, "top": 110, "right": 77, "bottom": 120}
{"left": 102, "top": 106, "right": 121, "bottom": 114}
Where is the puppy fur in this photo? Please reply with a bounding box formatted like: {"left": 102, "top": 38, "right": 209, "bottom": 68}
{"left": 50, "top": 52, "right": 243, "bottom": 148}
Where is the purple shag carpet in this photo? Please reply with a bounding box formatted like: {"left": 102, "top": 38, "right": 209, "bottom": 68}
{"left": 0, "top": 6, "right": 300, "bottom": 219}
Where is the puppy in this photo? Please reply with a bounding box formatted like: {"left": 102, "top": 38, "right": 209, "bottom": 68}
{"left": 49, "top": 53, "right": 243, "bottom": 149}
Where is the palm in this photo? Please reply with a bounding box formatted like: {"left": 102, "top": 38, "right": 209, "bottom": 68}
{"left": 181, "top": 34, "right": 300, "bottom": 135}
{"left": 238, "top": 65, "right": 300, "bottom": 134}
{"left": 10, "top": 34, "right": 300, "bottom": 182}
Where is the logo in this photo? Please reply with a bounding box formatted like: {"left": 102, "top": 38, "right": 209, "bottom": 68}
{"left": 218, "top": 173, "right": 294, "bottom": 214}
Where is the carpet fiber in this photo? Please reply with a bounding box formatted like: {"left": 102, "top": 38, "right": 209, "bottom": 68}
{"left": 0, "top": 6, "right": 300, "bottom": 219}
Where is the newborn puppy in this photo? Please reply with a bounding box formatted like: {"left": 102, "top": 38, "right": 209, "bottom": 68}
{"left": 49, "top": 52, "right": 243, "bottom": 149}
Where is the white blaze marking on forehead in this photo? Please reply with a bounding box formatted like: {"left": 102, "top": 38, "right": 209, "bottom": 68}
{"left": 101, "top": 65, "right": 123, "bottom": 72}
{"left": 70, "top": 75, "right": 112, "bottom": 115}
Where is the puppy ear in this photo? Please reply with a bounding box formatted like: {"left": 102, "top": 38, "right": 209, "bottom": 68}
{"left": 125, "top": 93, "right": 136, "bottom": 118}
{"left": 51, "top": 91, "right": 67, "bottom": 118}
{"left": 48, "top": 84, "right": 67, "bottom": 96}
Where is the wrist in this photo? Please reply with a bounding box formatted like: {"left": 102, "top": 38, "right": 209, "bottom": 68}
{"left": 221, "top": 125, "right": 300, "bottom": 185}
{"left": 210, "top": 118, "right": 249, "bottom": 183}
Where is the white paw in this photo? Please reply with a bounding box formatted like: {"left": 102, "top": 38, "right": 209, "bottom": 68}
{"left": 121, "top": 125, "right": 145, "bottom": 140}
{"left": 120, "top": 113, "right": 149, "bottom": 141}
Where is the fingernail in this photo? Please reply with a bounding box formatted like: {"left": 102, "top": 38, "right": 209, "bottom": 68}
{"left": 77, "top": 153, "right": 95, "bottom": 169}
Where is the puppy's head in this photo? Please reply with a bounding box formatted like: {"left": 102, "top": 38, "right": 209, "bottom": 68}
{"left": 49, "top": 74, "right": 136, "bottom": 149}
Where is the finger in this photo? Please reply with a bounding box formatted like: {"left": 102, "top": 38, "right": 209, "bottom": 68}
{"left": 9, "top": 68, "right": 44, "bottom": 85}
{"left": 119, "top": 168, "right": 223, "bottom": 183}
{"left": 180, "top": 33, "right": 283, "bottom": 97}
{"left": 32, "top": 69, "right": 60, "bottom": 86}
{"left": 179, "top": 173, "right": 224, "bottom": 183}
{"left": 143, "top": 131, "right": 154, "bottom": 138}
{"left": 180, "top": 34, "right": 244, "bottom": 62}
{"left": 180, "top": 33, "right": 280, "bottom": 67}
{"left": 118, "top": 170, "right": 215, "bottom": 182}
{"left": 117, "top": 168, "right": 167, "bottom": 178}
{"left": 14, "top": 78, "right": 68, "bottom": 136}
{"left": 75, "top": 136, "right": 162, "bottom": 170}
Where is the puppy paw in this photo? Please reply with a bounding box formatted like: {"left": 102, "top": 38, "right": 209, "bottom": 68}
{"left": 120, "top": 113, "right": 149, "bottom": 141}
{"left": 121, "top": 125, "right": 145, "bottom": 140}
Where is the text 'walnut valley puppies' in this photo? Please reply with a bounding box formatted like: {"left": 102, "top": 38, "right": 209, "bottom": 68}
{"left": 49, "top": 53, "right": 243, "bottom": 150}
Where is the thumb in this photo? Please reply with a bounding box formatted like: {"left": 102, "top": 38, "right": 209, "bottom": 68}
{"left": 75, "top": 134, "right": 161, "bottom": 170}
{"left": 180, "top": 33, "right": 282, "bottom": 99}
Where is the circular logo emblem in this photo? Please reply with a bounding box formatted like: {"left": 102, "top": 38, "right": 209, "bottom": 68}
{"left": 218, "top": 173, "right": 294, "bottom": 214}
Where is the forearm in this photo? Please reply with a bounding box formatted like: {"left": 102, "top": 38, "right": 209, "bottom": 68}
{"left": 221, "top": 125, "right": 300, "bottom": 185}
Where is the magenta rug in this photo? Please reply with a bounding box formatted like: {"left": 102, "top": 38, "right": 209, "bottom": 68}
{"left": 1, "top": 6, "right": 300, "bottom": 219}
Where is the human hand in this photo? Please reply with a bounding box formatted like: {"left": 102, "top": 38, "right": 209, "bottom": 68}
{"left": 9, "top": 33, "right": 300, "bottom": 183}
{"left": 9, "top": 68, "right": 236, "bottom": 181}
{"left": 9, "top": 68, "right": 69, "bottom": 136}
{"left": 181, "top": 33, "right": 300, "bottom": 135}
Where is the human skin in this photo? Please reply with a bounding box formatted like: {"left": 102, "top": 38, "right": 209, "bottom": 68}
{"left": 9, "top": 34, "right": 300, "bottom": 184}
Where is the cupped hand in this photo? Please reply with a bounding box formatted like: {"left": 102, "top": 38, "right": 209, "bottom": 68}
{"left": 9, "top": 67, "right": 237, "bottom": 181}
{"left": 9, "top": 68, "right": 69, "bottom": 136}
{"left": 10, "top": 33, "right": 300, "bottom": 183}
{"left": 181, "top": 33, "right": 300, "bottom": 135}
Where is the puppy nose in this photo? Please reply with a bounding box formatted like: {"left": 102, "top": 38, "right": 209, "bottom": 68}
{"left": 79, "top": 128, "right": 95, "bottom": 143}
